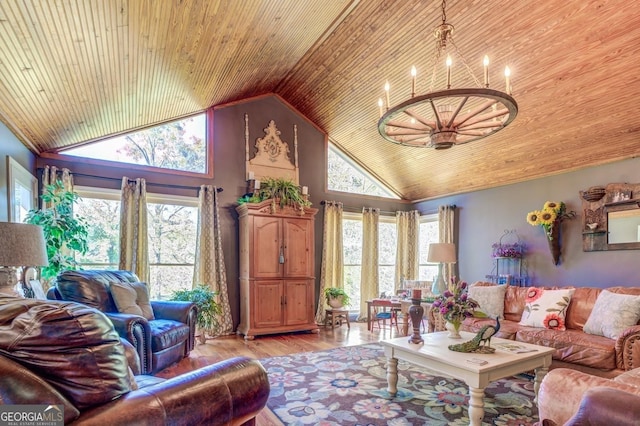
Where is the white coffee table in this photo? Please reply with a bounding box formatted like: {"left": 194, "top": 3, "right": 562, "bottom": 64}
{"left": 380, "top": 331, "right": 554, "bottom": 426}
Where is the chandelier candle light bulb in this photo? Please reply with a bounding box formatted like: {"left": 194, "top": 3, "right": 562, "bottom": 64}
{"left": 504, "top": 66, "right": 511, "bottom": 94}
{"left": 483, "top": 55, "right": 490, "bottom": 87}
{"left": 446, "top": 55, "right": 452, "bottom": 88}
{"left": 384, "top": 81, "right": 390, "bottom": 109}
{"left": 378, "top": 98, "right": 384, "bottom": 117}
{"left": 411, "top": 66, "right": 417, "bottom": 97}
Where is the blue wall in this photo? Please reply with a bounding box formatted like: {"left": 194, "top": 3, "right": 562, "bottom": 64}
{"left": 414, "top": 157, "right": 640, "bottom": 288}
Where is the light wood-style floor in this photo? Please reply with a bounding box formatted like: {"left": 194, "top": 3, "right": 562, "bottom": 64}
{"left": 192, "top": 320, "right": 407, "bottom": 425}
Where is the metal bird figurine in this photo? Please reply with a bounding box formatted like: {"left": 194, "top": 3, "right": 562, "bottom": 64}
{"left": 448, "top": 317, "right": 501, "bottom": 353}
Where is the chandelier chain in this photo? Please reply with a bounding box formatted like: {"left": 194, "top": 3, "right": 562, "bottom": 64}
{"left": 448, "top": 37, "right": 482, "bottom": 87}
{"left": 441, "top": 0, "right": 447, "bottom": 25}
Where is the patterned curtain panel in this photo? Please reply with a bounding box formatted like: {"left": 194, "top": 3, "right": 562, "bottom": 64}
{"left": 358, "top": 207, "right": 379, "bottom": 321}
{"left": 119, "top": 177, "right": 149, "bottom": 282}
{"left": 315, "top": 201, "right": 344, "bottom": 324}
{"left": 395, "top": 210, "right": 420, "bottom": 290}
{"left": 41, "top": 165, "right": 74, "bottom": 209}
{"left": 193, "top": 185, "right": 233, "bottom": 336}
{"left": 438, "top": 205, "right": 458, "bottom": 284}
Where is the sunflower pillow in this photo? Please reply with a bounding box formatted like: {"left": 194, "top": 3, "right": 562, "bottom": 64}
{"left": 519, "top": 287, "right": 575, "bottom": 330}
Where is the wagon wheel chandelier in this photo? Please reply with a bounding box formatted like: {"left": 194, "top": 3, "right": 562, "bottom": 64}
{"left": 377, "top": 0, "right": 518, "bottom": 149}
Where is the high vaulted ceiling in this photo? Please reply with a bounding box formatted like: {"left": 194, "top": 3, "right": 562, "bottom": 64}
{"left": 1, "top": 0, "right": 639, "bottom": 201}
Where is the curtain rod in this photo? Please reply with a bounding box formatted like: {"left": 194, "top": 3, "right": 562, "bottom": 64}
{"left": 320, "top": 201, "right": 397, "bottom": 216}
{"left": 71, "top": 172, "right": 223, "bottom": 192}
{"left": 319, "top": 201, "right": 456, "bottom": 216}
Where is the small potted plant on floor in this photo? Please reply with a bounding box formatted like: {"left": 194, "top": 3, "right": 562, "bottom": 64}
{"left": 324, "top": 287, "right": 351, "bottom": 309}
{"left": 171, "top": 285, "right": 221, "bottom": 343}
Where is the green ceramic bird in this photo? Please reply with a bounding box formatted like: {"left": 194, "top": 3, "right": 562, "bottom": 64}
{"left": 448, "top": 317, "right": 501, "bottom": 353}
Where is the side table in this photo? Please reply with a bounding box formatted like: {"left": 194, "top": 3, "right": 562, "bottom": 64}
{"left": 325, "top": 308, "right": 350, "bottom": 329}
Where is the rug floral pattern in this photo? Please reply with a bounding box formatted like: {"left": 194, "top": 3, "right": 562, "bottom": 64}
{"left": 260, "top": 343, "right": 538, "bottom": 426}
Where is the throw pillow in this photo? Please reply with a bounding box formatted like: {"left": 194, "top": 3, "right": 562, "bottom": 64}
{"left": 110, "top": 282, "right": 155, "bottom": 320}
{"left": 583, "top": 290, "right": 640, "bottom": 339}
{"left": 468, "top": 283, "right": 507, "bottom": 319}
{"left": 519, "top": 287, "right": 575, "bottom": 330}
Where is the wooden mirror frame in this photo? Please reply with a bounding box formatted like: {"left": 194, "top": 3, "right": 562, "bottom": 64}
{"left": 581, "top": 182, "right": 640, "bottom": 251}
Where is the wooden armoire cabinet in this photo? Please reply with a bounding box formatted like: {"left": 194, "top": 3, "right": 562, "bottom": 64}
{"left": 236, "top": 200, "right": 319, "bottom": 340}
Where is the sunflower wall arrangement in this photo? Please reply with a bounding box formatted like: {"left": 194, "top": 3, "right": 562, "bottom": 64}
{"left": 526, "top": 201, "right": 576, "bottom": 265}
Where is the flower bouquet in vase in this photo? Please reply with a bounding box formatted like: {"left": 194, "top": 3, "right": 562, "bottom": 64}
{"left": 432, "top": 278, "right": 485, "bottom": 339}
{"left": 526, "top": 201, "right": 576, "bottom": 266}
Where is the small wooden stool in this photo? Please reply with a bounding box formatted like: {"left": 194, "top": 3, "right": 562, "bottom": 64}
{"left": 325, "top": 308, "right": 350, "bottom": 329}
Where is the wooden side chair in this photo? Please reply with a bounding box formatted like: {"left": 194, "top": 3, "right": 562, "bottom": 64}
{"left": 372, "top": 301, "right": 399, "bottom": 332}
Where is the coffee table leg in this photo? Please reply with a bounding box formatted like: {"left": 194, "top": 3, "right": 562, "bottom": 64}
{"left": 534, "top": 366, "right": 548, "bottom": 403}
{"left": 386, "top": 356, "right": 398, "bottom": 396}
{"left": 468, "top": 386, "right": 485, "bottom": 426}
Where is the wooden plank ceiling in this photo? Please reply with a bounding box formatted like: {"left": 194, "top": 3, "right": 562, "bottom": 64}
{"left": 0, "top": 0, "right": 639, "bottom": 201}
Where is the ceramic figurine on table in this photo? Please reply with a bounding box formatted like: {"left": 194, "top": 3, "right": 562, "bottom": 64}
{"left": 448, "top": 317, "right": 501, "bottom": 353}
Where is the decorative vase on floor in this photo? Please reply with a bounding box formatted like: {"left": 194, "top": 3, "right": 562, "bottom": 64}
{"left": 445, "top": 319, "right": 462, "bottom": 339}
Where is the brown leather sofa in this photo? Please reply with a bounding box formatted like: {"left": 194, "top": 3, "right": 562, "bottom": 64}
{"left": 47, "top": 269, "right": 197, "bottom": 374}
{"left": 0, "top": 296, "right": 270, "bottom": 425}
{"left": 429, "top": 283, "right": 640, "bottom": 378}
{"left": 537, "top": 367, "right": 640, "bottom": 425}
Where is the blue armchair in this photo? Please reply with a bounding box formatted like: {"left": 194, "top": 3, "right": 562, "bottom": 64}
{"left": 47, "top": 269, "right": 197, "bottom": 374}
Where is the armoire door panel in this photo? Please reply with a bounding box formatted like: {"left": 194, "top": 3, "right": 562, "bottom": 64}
{"left": 284, "top": 280, "right": 311, "bottom": 325}
{"left": 252, "top": 216, "right": 282, "bottom": 278}
{"left": 283, "top": 218, "right": 312, "bottom": 277}
{"left": 253, "top": 280, "right": 283, "bottom": 327}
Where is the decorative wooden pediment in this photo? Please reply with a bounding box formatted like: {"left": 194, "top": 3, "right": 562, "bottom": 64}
{"left": 245, "top": 114, "right": 299, "bottom": 184}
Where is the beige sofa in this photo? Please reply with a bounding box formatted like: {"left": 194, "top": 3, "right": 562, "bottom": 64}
{"left": 429, "top": 283, "right": 640, "bottom": 378}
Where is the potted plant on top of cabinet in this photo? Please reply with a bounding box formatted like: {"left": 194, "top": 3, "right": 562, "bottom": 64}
{"left": 237, "top": 177, "right": 311, "bottom": 211}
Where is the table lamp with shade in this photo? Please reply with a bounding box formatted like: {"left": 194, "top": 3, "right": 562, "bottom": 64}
{"left": 0, "top": 222, "right": 48, "bottom": 297}
{"left": 428, "top": 242, "right": 457, "bottom": 296}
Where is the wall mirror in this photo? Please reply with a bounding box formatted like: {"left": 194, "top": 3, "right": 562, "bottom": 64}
{"left": 580, "top": 182, "right": 640, "bottom": 251}
{"left": 607, "top": 204, "right": 640, "bottom": 245}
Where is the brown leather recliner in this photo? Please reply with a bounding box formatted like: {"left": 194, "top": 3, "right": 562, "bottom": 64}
{"left": 0, "top": 296, "right": 270, "bottom": 425}
{"left": 47, "top": 269, "right": 197, "bottom": 374}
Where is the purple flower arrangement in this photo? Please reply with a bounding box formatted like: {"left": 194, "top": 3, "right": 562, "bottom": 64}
{"left": 491, "top": 242, "right": 525, "bottom": 259}
{"left": 432, "top": 278, "right": 483, "bottom": 324}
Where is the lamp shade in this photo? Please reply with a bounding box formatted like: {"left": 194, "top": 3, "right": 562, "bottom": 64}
{"left": 427, "top": 243, "right": 457, "bottom": 263}
{"left": 0, "top": 222, "right": 49, "bottom": 267}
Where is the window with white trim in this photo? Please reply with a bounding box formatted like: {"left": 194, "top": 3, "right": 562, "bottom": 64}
{"left": 342, "top": 212, "right": 439, "bottom": 309}
{"left": 419, "top": 214, "right": 440, "bottom": 281}
{"left": 7, "top": 156, "right": 37, "bottom": 223}
{"left": 342, "top": 212, "right": 397, "bottom": 310}
{"left": 61, "top": 113, "right": 208, "bottom": 174}
{"left": 75, "top": 186, "right": 198, "bottom": 299}
{"left": 328, "top": 143, "right": 400, "bottom": 198}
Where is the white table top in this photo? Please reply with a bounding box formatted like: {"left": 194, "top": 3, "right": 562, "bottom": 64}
{"left": 380, "top": 331, "right": 554, "bottom": 377}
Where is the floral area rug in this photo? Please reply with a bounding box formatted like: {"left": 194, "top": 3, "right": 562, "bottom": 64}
{"left": 260, "top": 343, "right": 538, "bottom": 426}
